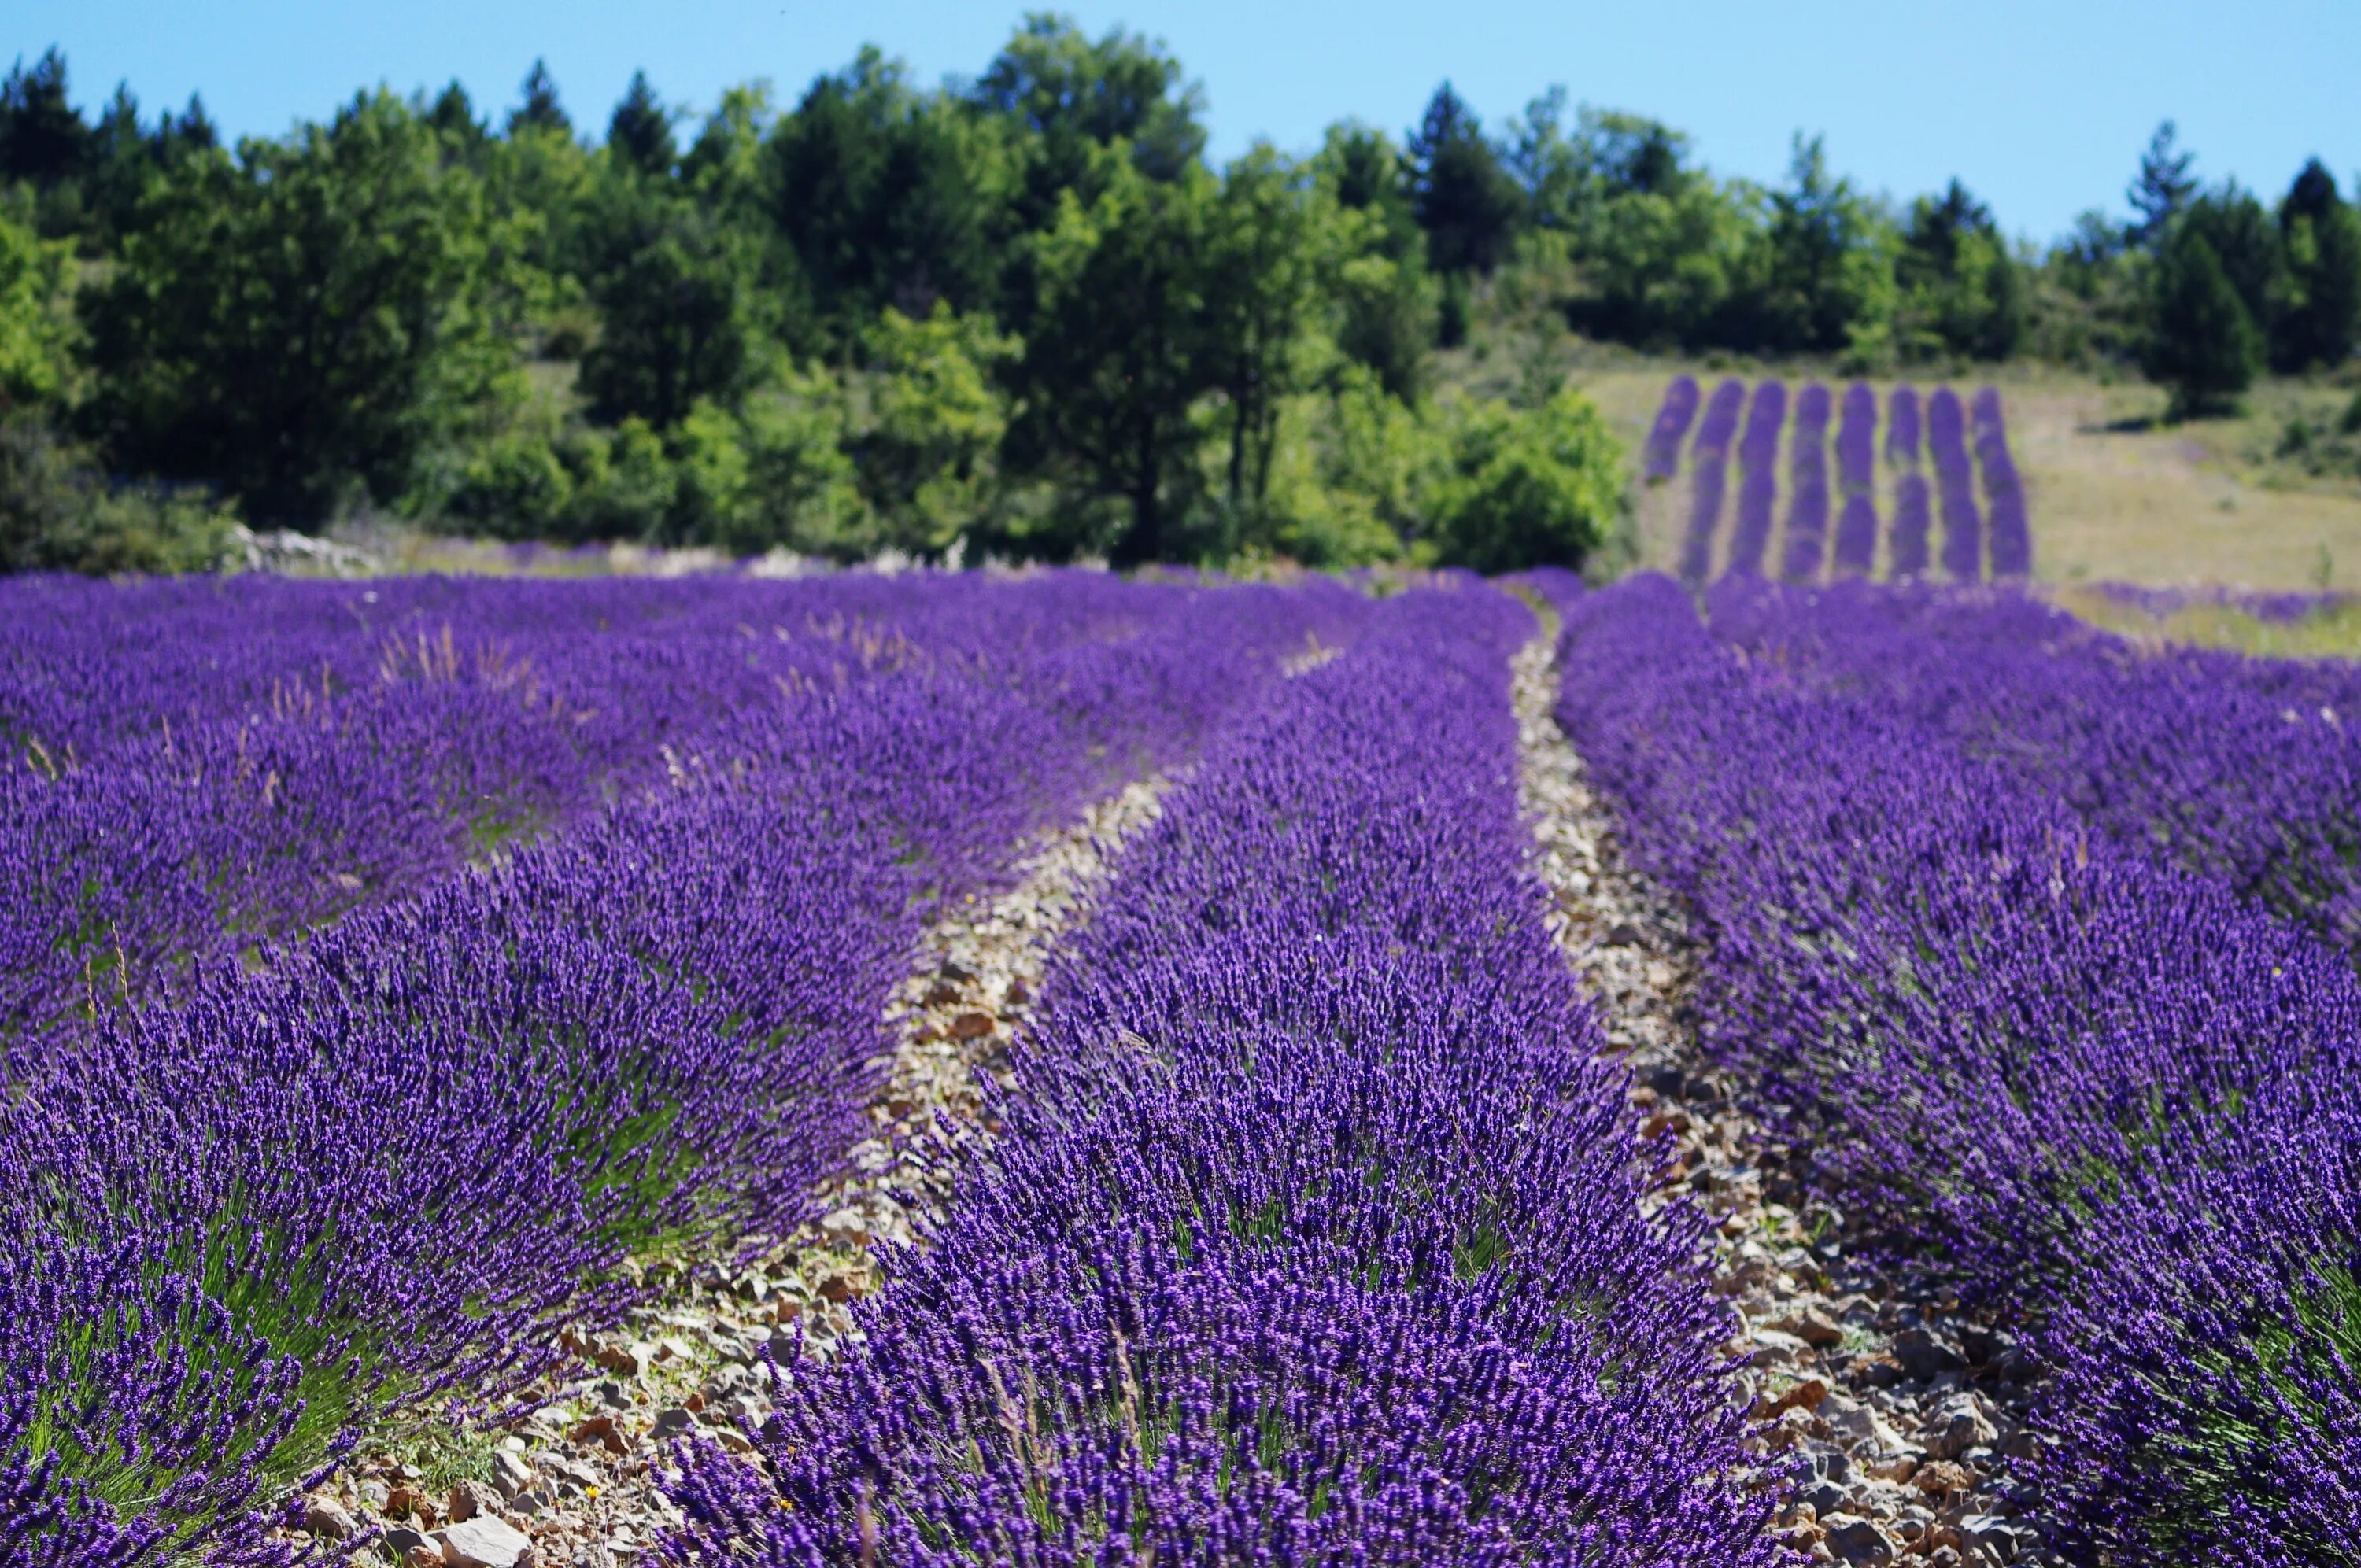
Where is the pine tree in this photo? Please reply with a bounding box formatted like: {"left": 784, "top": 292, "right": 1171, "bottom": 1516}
{"left": 2277, "top": 160, "right": 2361, "bottom": 371}
{"left": 0, "top": 48, "right": 91, "bottom": 187}
{"left": 1406, "top": 83, "right": 1518, "bottom": 276}
{"left": 506, "top": 59, "right": 570, "bottom": 138}
{"left": 2142, "top": 223, "right": 2263, "bottom": 417}
{"left": 2126, "top": 120, "right": 2197, "bottom": 249}
{"left": 607, "top": 71, "right": 674, "bottom": 178}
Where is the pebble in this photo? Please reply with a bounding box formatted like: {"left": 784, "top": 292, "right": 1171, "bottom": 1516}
{"left": 437, "top": 1515, "right": 534, "bottom": 1568}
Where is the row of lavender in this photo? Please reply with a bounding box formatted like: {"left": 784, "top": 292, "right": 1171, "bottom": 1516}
{"left": 660, "top": 583, "right": 1786, "bottom": 1565}
{"left": 0, "top": 574, "right": 1354, "bottom": 1560}
{"left": 1557, "top": 574, "right": 2360, "bottom": 1565}
{"left": 1648, "top": 377, "right": 2030, "bottom": 585}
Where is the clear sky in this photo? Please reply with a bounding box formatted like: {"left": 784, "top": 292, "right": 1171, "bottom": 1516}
{"left": 12, "top": 2, "right": 2355, "bottom": 244}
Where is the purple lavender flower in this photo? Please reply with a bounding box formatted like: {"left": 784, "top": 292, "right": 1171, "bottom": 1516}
{"left": 1725, "top": 381, "right": 1786, "bottom": 578}
{"left": 1780, "top": 384, "right": 1832, "bottom": 583}
{"left": 1928, "top": 389, "right": 1983, "bottom": 580}
{"left": 1644, "top": 374, "right": 1703, "bottom": 483}
{"left": 1679, "top": 379, "right": 1747, "bottom": 588}
{"left": 1831, "top": 383, "right": 1879, "bottom": 577}
{"left": 1970, "top": 388, "right": 2032, "bottom": 578}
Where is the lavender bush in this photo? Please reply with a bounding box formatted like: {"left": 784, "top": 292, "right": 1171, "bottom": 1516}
{"left": 1725, "top": 382, "right": 1786, "bottom": 577}
{"left": 1644, "top": 374, "right": 1702, "bottom": 482}
{"left": 1928, "top": 389, "right": 1983, "bottom": 579}
{"left": 1779, "top": 384, "right": 1831, "bottom": 582}
{"left": 1831, "top": 382, "right": 1879, "bottom": 578}
{"left": 1971, "top": 388, "right": 2031, "bottom": 577}
{"left": 1679, "top": 379, "right": 1747, "bottom": 586}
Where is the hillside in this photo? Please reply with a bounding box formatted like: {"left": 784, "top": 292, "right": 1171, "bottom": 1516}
{"left": 1557, "top": 358, "right": 2361, "bottom": 589}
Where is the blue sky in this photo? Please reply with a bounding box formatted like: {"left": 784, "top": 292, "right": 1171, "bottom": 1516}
{"left": 13, "top": 2, "right": 2355, "bottom": 244}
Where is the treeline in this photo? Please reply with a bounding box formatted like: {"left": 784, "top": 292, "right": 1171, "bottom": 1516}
{"left": 0, "top": 20, "right": 2353, "bottom": 574}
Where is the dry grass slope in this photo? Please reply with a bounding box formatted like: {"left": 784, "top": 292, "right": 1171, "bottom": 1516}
{"left": 1574, "top": 363, "right": 2361, "bottom": 591}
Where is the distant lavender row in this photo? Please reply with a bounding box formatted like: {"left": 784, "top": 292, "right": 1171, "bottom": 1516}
{"left": 1560, "top": 575, "right": 2361, "bottom": 1566}
{"left": 1, "top": 576, "right": 1354, "bottom": 1559}
{"left": 1645, "top": 374, "right": 1702, "bottom": 481}
{"left": 1832, "top": 383, "right": 1879, "bottom": 576}
{"left": 1928, "top": 389, "right": 1983, "bottom": 579}
{"left": 1780, "top": 383, "right": 1831, "bottom": 582}
{"left": 1971, "top": 389, "right": 2031, "bottom": 578}
{"left": 1886, "top": 386, "right": 1922, "bottom": 466}
{"left": 664, "top": 585, "right": 1783, "bottom": 1565}
{"left": 1725, "top": 380, "right": 1786, "bottom": 577}
{"left": 1679, "top": 378, "right": 1747, "bottom": 586}
{"left": 2095, "top": 581, "right": 2347, "bottom": 623}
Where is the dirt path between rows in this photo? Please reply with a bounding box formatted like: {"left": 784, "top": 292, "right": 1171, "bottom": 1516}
{"left": 1510, "top": 614, "right": 2062, "bottom": 1568}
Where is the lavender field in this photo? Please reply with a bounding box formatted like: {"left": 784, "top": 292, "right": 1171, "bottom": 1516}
{"left": 3, "top": 566, "right": 2355, "bottom": 1567}
{"left": 1648, "top": 377, "right": 2032, "bottom": 588}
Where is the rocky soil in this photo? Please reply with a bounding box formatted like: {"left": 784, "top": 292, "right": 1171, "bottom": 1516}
{"left": 1512, "top": 621, "right": 2061, "bottom": 1568}
{"left": 287, "top": 778, "right": 1173, "bottom": 1567}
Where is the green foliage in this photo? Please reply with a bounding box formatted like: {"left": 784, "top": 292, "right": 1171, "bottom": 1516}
{"left": 2274, "top": 160, "right": 2361, "bottom": 371}
{"left": 2127, "top": 120, "right": 2197, "bottom": 249}
{"left": 77, "top": 89, "right": 514, "bottom": 524}
{"left": 0, "top": 201, "right": 71, "bottom": 411}
{"left": 576, "top": 171, "right": 766, "bottom": 430}
{"left": 857, "top": 303, "right": 1018, "bottom": 555}
{"left": 1407, "top": 83, "right": 1520, "bottom": 277}
{"left": 1250, "top": 367, "right": 1437, "bottom": 567}
{"left": 0, "top": 417, "right": 238, "bottom": 574}
{"left": 1745, "top": 135, "right": 1897, "bottom": 359}
{"left": 2143, "top": 223, "right": 2265, "bottom": 418}
{"left": 1005, "top": 153, "right": 1219, "bottom": 563}
{"left": 1428, "top": 388, "right": 1623, "bottom": 572}
{"left": 606, "top": 70, "right": 676, "bottom": 179}
{"left": 506, "top": 60, "right": 571, "bottom": 139}
{"left": 1895, "top": 180, "right": 2023, "bottom": 362}
{"left": 768, "top": 50, "right": 1005, "bottom": 344}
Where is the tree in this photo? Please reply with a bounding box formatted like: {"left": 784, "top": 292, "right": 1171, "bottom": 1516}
{"left": 766, "top": 52, "right": 1002, "bottom": 338}
{"left": 2178, "top": 185, "right": 2282, "bottom": 338}
{"left": 2127, "top": 120, "right": 2196, "bottom": 249}
{"left": 122, "top": 102, "right": 515, "bottom": 511}
{"left": 1306, "top": 124, "right": 1434, "bottom": 398}
{"left": 972, "top": 13, "right": 1205, "bottom": 201}
{"left": 0, "top": 202, "right": 70, "bottom": 411}
{"left": 1743, "top": 134, "right": 1894, "bottom": 357}
{"left": 608, "top": 71, "right": 676, "bottom": 179}
{"left": 2142, "top": 221, "right": 2263, "bottom": 417}
{"left": 1896, "top": 179, "right": 2023, "bottom": 360}
{"left": 507, "top": 60, "right": 571, "bottom": 139}
{"left": 1205, "top": 146, "right": 1318, "bottom": 519}
{"left": 855, "top": 303, "right": 1017, "bottom": 554}
{"left": 2276, "top": 160, "right": 2360, "bottom": 371}
{"left": 576, "top": 175, "right": 761, "bottom": 429}
{"left": 79, "top": 90, "right": 512, "bottom": 523}
{"left": 0, "top": 49, "right": 91, "bottom": 190}
{"left": 1406, "top": 83, "right": 1519, "bottom": 275}
{"left": 425, "top": 81, "right": 489, "bottom": 164}
{"left": 1004, "top": 155, "right": 1217, "bottom": 563}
